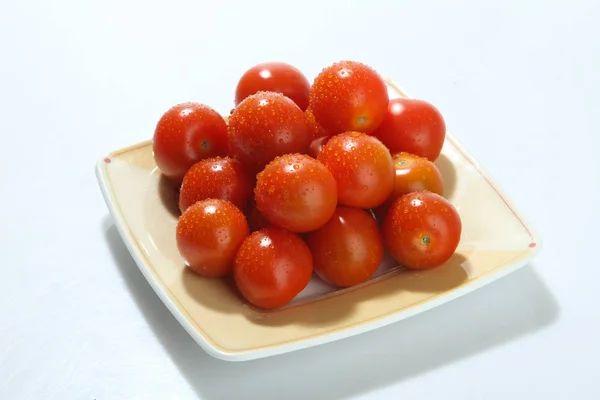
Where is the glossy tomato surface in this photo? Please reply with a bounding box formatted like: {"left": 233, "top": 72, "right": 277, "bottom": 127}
{"left": 372, "top": 98, "right": 446, "bottom": 161}
{"left": 317, "top": 131, "right": 394, "bottom": 209}
{"left": 228, "top": 91, "right": 312, "bottom": 173}
{"left": 305, "top": 107, "right": 330, "bottom": 140}
{"left": 178, "top": 157, "right": 253, "bottom": 213}
{"left": 309, "top": 60, "right": 388, "bottom": 135}
{"left": 153, "top": 102, "right": 228, "bottom": 183}
{"left": 235, "top": 62, "right": 311, "bottom": 110}
{"left": 373, "top": 152, "right": 444, "bottom": 221}
{"left": 308, "top": 136, "right": 330, "bottom": 159}
{"left": 254, "top": 153, "right": 337, "bottom": 233}
{"left": 176, "top": 199, "right": 249, "bottom": 278}
{"left": 233, "top": 227, "right": 313, "bottom": 310}
{"left": 383, "top": 191, "right": 461, "bottom": 269}
{"left": 306, "top": 206, "right": 383, "bottom": 288}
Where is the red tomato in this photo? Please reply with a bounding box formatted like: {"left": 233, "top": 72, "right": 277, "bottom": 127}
{"left": 308, "top": 136, "right": 330, "bottom": 159}
{"left": 176, "top": 199, "right": 249, "bottom": 278}
{"left": 153, "top": 102, "right": 228, "bottom": 183}
{"left": 309, "top": 60, "right": 389, "bottom": 135}
{"left": 306, "top": 206, "right": 383, "bottom": 287}
{"left": 235, "top": 62, "right": 311, "bottom": 110}
{"left": 373, "top": 152, "right": 444, "bottom": 221}
{"left": 305, "top": 107, "right": 330, "bottom": 140}
{"left": 383, "top": 191, "right": 461, "bottom": 269}
{"left": 255, "top": 153, "right": 337, "bottom": 233}
{"left": 372, "top": 98, "right": 446, "bottom": 161}
{"left": 228, "top": 91, "right": 312, "bottom": 173}
{"left": 178, "top": 157, "right": 253, "bottom": 213}
{"left": 245, "top": 197, "right": 272, "bottom": 232}
{"left": 233, "top": 227, "right": 313, "bottom": 310}
{"left": 317, "top": 131, "right": 394, "bottom": 209}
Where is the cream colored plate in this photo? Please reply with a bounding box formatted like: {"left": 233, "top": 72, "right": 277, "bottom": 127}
{"left": 95, "top": 80, "right": 542, "bottom": 362}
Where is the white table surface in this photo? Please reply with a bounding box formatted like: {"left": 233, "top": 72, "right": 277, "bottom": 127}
{"left": 1, "top": 0, "right": 599, "bottom": 398}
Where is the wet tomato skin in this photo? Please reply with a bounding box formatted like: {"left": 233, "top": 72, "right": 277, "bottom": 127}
{"left": 176, "top": 199, "right": 249, "bottom": 278}
{"left": 317, "top": 131, "right": 394, "bottom": 209}
{"left": 373, "top": 152, "right": 444, "bottom": 222}
{"left": 153, "top": 102, "right": 228, "bottom": 183}
{"left": 178, "top": 157, "right": 253, "bottom": 213}
{"left": 228, "top": 91, "right": 312, "bottom": 173}
{"left": 254, "top": 153, "right": 337, "bottom": 233}
{"left": 309, "top": 60, "right": 389, "bottom": 135}
{"left": 306, "top": 206, "right": 384, "bottom": 288}
{"left": 308, "top": 136, "right": 331, "bottom": 159}
{"left": 305, "top": 107, "right": 330, "bottom": 140}
{"left": 372, "top": 98, "right": 446, "bottom": 161}
{"left": 235, "top": 62, "right": 311, "bottom": 110}
{"left": 233, "top": 227, "right": 313, "bottom": 310}
{"left": 382, "top": 191, "right": 461, "bottom": 270}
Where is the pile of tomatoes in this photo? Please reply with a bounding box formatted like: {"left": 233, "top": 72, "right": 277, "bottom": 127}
{"left": 152, "top": 60, "right": 462, "bottom": 310}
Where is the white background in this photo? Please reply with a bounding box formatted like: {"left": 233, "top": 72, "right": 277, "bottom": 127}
{"left": 1, "top": 0, "right": 598, "bottom": 399}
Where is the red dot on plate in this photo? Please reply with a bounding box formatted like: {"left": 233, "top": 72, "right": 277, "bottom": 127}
{"left": 529, "top": 242, "right": 536, "bottom": 248}
{"left": 104, "top": 157, "right": 112, "bottom": 164}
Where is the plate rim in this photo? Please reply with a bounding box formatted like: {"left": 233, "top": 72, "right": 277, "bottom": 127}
{"left": 95, "top": 81, "right": 543, "bottom": 362}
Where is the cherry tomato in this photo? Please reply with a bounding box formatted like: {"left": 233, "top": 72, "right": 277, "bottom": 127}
{"left": 153, "top": 102, "right": 228, "bottom": 183}
{"left": 178, "top": 157, "right": 253, "bottom": 213}
{"left": 233, "top": 227, "right": 313, "bottom": 310}
{"left": 245, "top": 197, "right": 272, "bottom": 232}
{"left": 306, "top": 206, "right": 383, "bottom": 288}
{"left": 305, "top": 107, "right": 330, "bottom": 140}
{"left": 309, "top": 60, "right": 389, "bottom": 135}
{"left": 255, "top": 153, "right": 337, "bottom": 233}
{"left": 308, "top": 136, "right": 330, "bottom": 159}
{"left": 373, "top": 152, "right": 444, "bottom": 222}
{"left": 235, "top": 62, "right": 311, "bottom": 110}
{"left": 372, "top": 98, "right": 446, "bottom": 161}
{"left": 228, "top": 91, "right": 312, "bottom": 173}
{"left": 317, "top": 131, "right": 394, "bottom": 209}
{"left": 176, "top": 199, "right": 249, "bottom": 278}
{"left": 383, "top": 191, "right": 461, "bottom": 270}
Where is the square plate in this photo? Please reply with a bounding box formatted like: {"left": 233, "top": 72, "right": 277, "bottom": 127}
{"left": 96, "top": 80, "right": 541, "bottom": 362}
